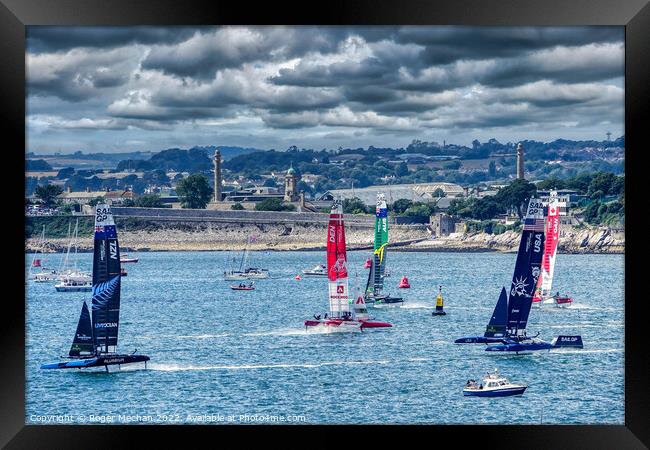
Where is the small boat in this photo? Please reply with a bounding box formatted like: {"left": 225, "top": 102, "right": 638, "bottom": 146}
{"left": 532, "top": 192, "right": 573, "bottom": 309}
{"left": 305, "top": 199, "right": 392, "bottom": 332}
{"left": 463, "top": 369, "right": 527, "bottom": 397}
{"left": 42, "top": 203, "right": 150, "bottom": 372}
{"left": 363, "top": 193, "right": 404, "bottom": 308}
{"left": 398, "top": 276, "right": 410, "bottom": 288}
{"left": 230, "top": 282, "right": 255, "bottom": 291}
{"left": 55, "top": 278, "right": 92, "bottom": 292}
{"left": 120, "top": 253, "right": 139, "bottom": 264}
{"left": 33, "top": 271, "right": 57, "bottom": 283}
{"left": 302, "top": 264, "right": 327, "bottom": 276}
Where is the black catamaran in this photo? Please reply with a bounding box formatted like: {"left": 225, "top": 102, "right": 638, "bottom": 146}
{"left": 454, "top": 197, "right": 554, "bottom": 353}
{"left": 41, "top": 204, "right": 149, "bottom": 371}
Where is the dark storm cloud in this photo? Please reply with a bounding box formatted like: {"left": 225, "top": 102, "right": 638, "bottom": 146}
{"left": 141, "top": 27, "right": 392, "bottom": 81}
{"left": 25, "top": 26, "right": 625, "bottom": 151}
{"left": 395, "top": 26, "right": 623, "bottom": 65}
{"left": 27, "top": 26, "right": 200, "bottom": 53}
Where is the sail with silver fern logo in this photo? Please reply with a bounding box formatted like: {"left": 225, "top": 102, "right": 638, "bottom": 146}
{"left": 363, "top": 193, "right": 403, "bottom": 308}
{"left": 41, "top": 204, "right": 150, "bottom": 372}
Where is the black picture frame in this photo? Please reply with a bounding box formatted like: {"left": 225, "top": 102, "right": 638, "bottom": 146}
{"left": 4, "top": 0, "right": 648, "bottom": 447}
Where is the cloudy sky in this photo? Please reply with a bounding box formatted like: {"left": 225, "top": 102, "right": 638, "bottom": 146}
{"left": 26, "top": 26, "right": 624, "bottom": 154}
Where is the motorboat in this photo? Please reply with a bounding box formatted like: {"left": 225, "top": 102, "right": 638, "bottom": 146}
{"left": 54, "top": 278, "right": 92, "bottom": 292}
{"left": 230, "top": 282, "right": 255, "bottom": 291}
{"left": 33, "top": 270, "right": 57, "bottom": 283}
{"left": 120, "top": 253, "right": 139, "bottom": 263}
{"left": 463, "top": 369, "right": 527, "bottom": 397}
{"left": 302, "top": 264, "right": 327, "bottom": 277}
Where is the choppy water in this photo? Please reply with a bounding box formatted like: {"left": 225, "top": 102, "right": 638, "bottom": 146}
{"left": 25, "top": 251, "right": 624, "bottom": 425}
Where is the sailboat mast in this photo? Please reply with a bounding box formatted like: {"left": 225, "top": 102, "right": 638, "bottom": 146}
{"left": 59, "top": 222, "right": 73, "bottom": 273}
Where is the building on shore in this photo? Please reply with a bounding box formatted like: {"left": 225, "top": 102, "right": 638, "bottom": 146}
{"left": 430, "top": 212, "right": 457, "bottom": 237}
{"left": 316, "top": 182, "right": 465, "bottom": 208}
{"left": 57, "top": 187, "right": 136, "bottom": 205}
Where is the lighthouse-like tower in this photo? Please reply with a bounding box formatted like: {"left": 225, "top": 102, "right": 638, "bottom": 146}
{"left": 283, "top": 164, "right": 299, "bottom": 202}
{"left": 516, "top": 143, "right": 525, "bottom": 180}
{"left": 213, "top": 149, "right": 222, "bottom": 202}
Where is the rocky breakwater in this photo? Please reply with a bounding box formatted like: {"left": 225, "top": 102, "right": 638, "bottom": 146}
{"left": 403, "top": 225, "right": 624, "bottom": 254}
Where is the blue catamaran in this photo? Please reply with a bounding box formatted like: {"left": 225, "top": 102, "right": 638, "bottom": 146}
{"left": 41, "top": 204, "right": 150, "bottom": 371}
{"left": 455, "top": 197, "right": 554, "bottom": 354}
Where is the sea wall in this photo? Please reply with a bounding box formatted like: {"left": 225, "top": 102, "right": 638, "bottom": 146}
{"left": 26, "top": 212, "right": 623, "bottom": 254}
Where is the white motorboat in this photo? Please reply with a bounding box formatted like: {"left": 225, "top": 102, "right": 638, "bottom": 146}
{"left": 302, "top": 264, "right": 327, "bottom": 276}
{"left": 463, "top": 369, "right": 527, "bottom": 397}
{"left": 55, "top": 278, "right": 92, "bottom": 292}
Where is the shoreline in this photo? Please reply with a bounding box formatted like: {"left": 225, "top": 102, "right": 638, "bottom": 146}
{"left": 24, "top": 245, "right": 623, "bottom": 255}
{"left": 25, "top": 221, "right": 624, "bottom": 255}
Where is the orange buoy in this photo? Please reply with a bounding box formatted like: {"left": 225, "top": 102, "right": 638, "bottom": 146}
{"left": 398, "top": 276, "right": 410, "bottom": 288}
{"left": 295, "top": 274, "right": 302, "bottom": 280}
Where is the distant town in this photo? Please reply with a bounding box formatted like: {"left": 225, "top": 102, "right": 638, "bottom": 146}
{"left": 25, "top": 136, "right": 625, "bottom": 240}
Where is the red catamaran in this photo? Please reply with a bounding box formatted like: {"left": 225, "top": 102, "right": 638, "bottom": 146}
{"left": 304, "top": 199, "right": 392, "bottom": 332}
{"left": 532, "top": 191, "right": 573, "bottom": 308}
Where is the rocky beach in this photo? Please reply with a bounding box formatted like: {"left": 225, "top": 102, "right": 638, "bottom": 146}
{"left": 25, "top": 221, "right": 624, "bottom": 254}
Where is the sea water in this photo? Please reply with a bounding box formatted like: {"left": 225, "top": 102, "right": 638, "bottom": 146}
{"left": 25, "top": 251, "right": 624, "bottom": 424}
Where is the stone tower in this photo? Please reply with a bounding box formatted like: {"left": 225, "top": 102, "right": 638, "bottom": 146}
{"left": 213, "top": 149, "right": 222, "bottom": 202}
{"left": 516, "top": 142, "right": 525, "bottom": 180}
{"left": 283, "top": 164, "right": 299, "bottom": 202}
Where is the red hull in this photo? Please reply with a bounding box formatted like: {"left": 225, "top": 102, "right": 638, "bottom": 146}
{"left": 304, "top": 319, "right": 392, "bottom": 329}
{"left": 556, "top": 297, "right": 573, "bottom": 304}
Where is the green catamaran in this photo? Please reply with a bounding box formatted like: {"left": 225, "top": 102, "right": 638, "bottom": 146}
{"left": 363, "top": 193, "right": 404, "bottom": 307}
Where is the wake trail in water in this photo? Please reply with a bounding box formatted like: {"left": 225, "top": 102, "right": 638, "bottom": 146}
{"left": 243, "top": 328, "right": 310, "bottom": 337}
{"left": 146, "top": 359, "right": 391, "bottom": 372}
